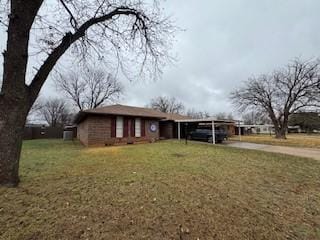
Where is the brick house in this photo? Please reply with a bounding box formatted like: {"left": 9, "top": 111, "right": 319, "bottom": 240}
{"left": 74, "top": 104, "right": 189, "bottom": 146}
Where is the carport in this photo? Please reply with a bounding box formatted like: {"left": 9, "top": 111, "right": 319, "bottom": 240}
{"left": 175, "top": 118, "right": 237, "bottom": 144}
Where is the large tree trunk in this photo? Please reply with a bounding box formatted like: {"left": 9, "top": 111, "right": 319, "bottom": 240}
{"left": 0, "top": 1, "right": 43, "bottom": 186}
{"left": 268, "top": 109, "right": 288, "bottom": 139}
{"left": 269, "top": 114, "right": 285, "bottom": 139}
{"left": 275, "top": 128, "right": 287, "bottom": 139}
{"left": 0, "top": 102, "right": 29, "bottom": 186}
{"left": 275, "top": 119, "right": 288, "bottom": 139}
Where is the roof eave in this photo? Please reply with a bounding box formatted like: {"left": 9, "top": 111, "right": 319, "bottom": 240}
{"left": 74, "top": 111, "right": 166, "bottom": 124}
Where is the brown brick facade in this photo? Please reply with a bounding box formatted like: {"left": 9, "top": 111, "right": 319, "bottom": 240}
{"left": 77, "top": 119, "right": 89, "bottom": 146}
{"left": 227, "top": 125, "right": 235, "bottom": 137}
{"left": 77, "top": 115, "right": 160, "bottom": 146}
{"left": 159, "top": 121, "right": 175, "bottom": 139}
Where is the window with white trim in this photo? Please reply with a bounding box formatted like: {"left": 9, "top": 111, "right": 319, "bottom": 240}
{"left": 135, "top": 118, "right": 141, "bottom": 137}
{"left": 116, "top": 116, "right": 123, "bottom": 138}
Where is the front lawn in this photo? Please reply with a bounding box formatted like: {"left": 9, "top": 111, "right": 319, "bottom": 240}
{"left": 0, "top": 140, "right": 319, "bottom": 239}
{"left": 230, "top": 134, "right": 320, "bottom": 148}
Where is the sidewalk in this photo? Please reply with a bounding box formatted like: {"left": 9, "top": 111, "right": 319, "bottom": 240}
{"left": 225, "top": 141, "right": 320, "bottom": 161}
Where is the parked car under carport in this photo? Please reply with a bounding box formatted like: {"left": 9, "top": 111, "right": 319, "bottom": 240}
{"left": 189, "top": 128, "right": 228, "bottom": 143}
{"left": 175, "top": 118, "right": 237, "bottom": 145}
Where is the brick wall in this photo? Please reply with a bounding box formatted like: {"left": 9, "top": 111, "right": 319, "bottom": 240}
{"left": 77, "top": 115, "right": 160, "bottom": 146}
{"left": 77, "top": 120, "right": 89, "bottom": 146}
{"left": 227, "top": 125, "right": 235, "bottom": 137}
{"left": 87, "top": 116, "right": 112, "bottom": 146}
{"left": 159, "top": 121, "right": 174, "bottom": 139}
{"left": 145, "top": 119, "right": 159, "bottom": 140}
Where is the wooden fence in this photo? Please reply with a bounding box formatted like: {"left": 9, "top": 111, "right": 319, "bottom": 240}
{"left": 23, "top": 127, "right": 64, "bottom": 140}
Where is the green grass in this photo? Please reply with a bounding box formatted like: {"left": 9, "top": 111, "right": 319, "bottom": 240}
{"left": 1, "top": 140, "right": 320, "bottom": 239}
{"left": 230, "top": 134, "right": 320, "bottom": 148}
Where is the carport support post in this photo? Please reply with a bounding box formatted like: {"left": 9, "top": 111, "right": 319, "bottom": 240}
{"left": 185, "top": 123, "right": 188, "bottom": 145}
{"left": 178, "top": 122, "right": 181, "bottom": 141}
{"left": 211, "top": 121, "right": 215, "bottom": 145}
{"left": 238, "top": 121, "right": 241, "bottom": 141}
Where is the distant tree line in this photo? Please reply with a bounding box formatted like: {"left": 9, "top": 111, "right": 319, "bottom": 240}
{"left": 241, "top": 111, "right": 271, "bottom": 125}
{"left": 31, "top": 90, "right": 234, "bottom": 127}
{"left": 147, "top": 96, "right": 234, "bottom": 120}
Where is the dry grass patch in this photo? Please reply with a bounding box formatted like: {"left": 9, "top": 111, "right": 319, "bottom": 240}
{"left": 230, "top": 134, "right": 320, "bottom": 148}
{"left": 0, "top": 140, "right": 319, "bottom": 239}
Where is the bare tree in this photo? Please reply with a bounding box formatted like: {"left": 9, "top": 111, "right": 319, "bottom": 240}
{"left": 186, "top": 108, "right": 210, "bottom": 119}
{"left": 26, "top": 97, "right": 43, "bottom": 124}
{"left": 38, "top": 98, "right": 71, "bottom": 127}
{"left": 242, "top": 111, "right": 270, "bottom": 125}
{"left": 215, "top": 112, "right": 226, "bottom": 120}
{"left": 56, "top": 67, "right": 123, "bottom": 111}
{"left": 231, "top": 58, "right": 320, "bottom": 139}
{"left": 0, "top": 0, "right": 175, "bottom": 186}
{"left": 149, "top": 96, "right": 185, "bottom": 114}
{"left": 227, "top": 113, "right": 234, "bottom": 120}
{"left": 215, "top": 112, "right": 234, "bottom": 120}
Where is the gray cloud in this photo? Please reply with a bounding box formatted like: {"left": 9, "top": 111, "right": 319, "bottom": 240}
{"left": 121, "top": 0, "right": 320, "bottom": 114}
{"left": 1, "top": 0, "right": 320, "bottom": 115}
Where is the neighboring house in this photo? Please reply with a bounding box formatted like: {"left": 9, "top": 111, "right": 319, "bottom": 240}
{"left": 252, "top": 125, "right": 275, "bottom": 134}
{"left": 288, "top": 125, "right": 302, "bottom": 133}
{"left": 237, "top": 124, "right": 307, "bottom": 135}
{"left": 236, "top": 124, "right": 275, "bottom": 135}
{"left": 74, "top": 104, "right": 190, "bottom": 146}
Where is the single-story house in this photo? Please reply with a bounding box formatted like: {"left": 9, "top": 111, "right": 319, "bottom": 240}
{"left": 235, "top": 124, "right": 304, "bottom": 135}
{"left": 74, "top": 104, "right": 190, "bottom": 146}
{"left": 235, "top": 124, "right": 274, "bottom": 135}
{"left": 74, "top": 104, "right": 238, "bottom": 146}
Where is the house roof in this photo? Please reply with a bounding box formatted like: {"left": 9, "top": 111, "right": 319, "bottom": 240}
{"left": 74, "top": 104, "right": 190, "bottom": 123}
{"left": 161, "top": 113, "right": 192, "bottom": 121}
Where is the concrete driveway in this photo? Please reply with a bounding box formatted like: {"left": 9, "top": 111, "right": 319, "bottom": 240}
{"left": 225, "top": 141, "right": 320, "bottom": 161}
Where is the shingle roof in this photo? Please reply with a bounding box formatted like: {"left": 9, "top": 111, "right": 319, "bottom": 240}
{"left": 74, "top": 104, "right": 190, "bottom": 123}
{"left": 160, "top": 112, "right": 192, "bottom": 121}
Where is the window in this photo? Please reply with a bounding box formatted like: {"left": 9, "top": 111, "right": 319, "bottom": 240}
{"left": 135, "top": 118, "right": 141, "bottom": 137}
{"left": 116, "top": 116, "right": 123, "bottom": 138}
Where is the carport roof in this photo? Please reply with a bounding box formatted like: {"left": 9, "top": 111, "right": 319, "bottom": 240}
{"left": 174, "top": 117, "right": 237, "bottom": 124}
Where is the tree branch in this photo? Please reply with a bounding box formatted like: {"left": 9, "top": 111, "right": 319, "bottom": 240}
{"left": 59, "top": 0, "right": 78, "bottom": 29}
{"left": 28, "top": 6, "right": 146, "bottom": 103}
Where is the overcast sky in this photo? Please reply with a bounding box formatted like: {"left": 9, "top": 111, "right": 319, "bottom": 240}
{"left": 1, "top": 0, "right": 320, "bottom": 116}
